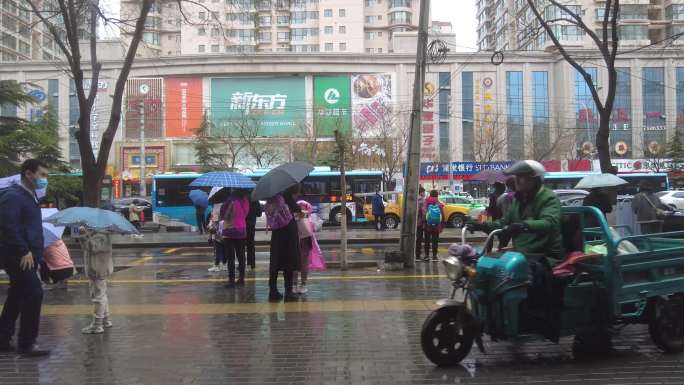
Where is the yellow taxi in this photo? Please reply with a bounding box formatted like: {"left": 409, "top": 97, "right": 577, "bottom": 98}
{"left": 359, "top": 191, "right": 471, "bottom": 229}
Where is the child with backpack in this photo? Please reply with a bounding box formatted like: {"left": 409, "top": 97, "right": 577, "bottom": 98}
{"left": 423, "top": 190, "right": 446, "bottom": 261}
{"left": 76, "top": 226, "right": 114, "bottom": 334}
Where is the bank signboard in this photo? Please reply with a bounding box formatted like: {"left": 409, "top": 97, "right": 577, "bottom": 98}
{"left": 314, "top": 75, "right": 351, "bottom": 137}
{"left": 211, "top": 77, "right": 306, "bottom": 137}
{"left": 421, "top": 162, "right": 513, "bottom": 179}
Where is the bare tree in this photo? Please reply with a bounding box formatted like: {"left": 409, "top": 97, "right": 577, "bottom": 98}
{"left": 528, "top": 123, "right": 577, "bottom": 162}
{"left": 640, "top": 141, "right": 669, "bottom": 173}
{"left": 473, "top": 123, "right": 507, "bottom": 168}
{"left": 195, "top": 110, "right": 264, "bottom": 171}
{"left": 526, "top": 0, "right": 619, "bottom": 174}
{"left": 25, "top": 0, "right": 154, "bottom": 206}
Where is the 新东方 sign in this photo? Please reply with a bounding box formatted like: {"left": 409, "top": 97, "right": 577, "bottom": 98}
{"left": 211, "top": 77, "right": 306, "bottom": 137}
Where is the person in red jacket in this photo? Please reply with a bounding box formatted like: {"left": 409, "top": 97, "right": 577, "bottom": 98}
{"left": 423, "top": 190, "right": 446, "bottom": 261}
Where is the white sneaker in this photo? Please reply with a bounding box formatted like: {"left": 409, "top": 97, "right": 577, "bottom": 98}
{"left": 208, "top": 265, "right": 221, "bottom": 272}
{"left": 299, "top": 285, "right": 308, "bottom": 294}
{"left": 220, "top": 263, "right": 228, "bottom": 271}
{"left": 81, "top": 323, "right": 104, "bottom": 334}
{"left": 103, "top": 319, "right": 113, "bottom": 328}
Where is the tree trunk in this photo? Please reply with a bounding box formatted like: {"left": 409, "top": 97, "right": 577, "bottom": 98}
{"left": 596, "top": 111, "right": 617, "bottom": 174}
{"left": 82, "top": 167, "right": 104, "bottom": 207}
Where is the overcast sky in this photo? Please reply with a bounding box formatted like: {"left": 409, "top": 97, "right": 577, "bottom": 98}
{"left": 432, "top": 0, "right": 477, "bottom": 51}
{"left": 100, "top": 0, "right": 479, "bottom": 50}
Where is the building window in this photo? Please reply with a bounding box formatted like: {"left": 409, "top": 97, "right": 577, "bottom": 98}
{"left": 339, "top": 8, "right": 346, "bottom": 17}
{"left": 198, "top": 27, "right": 206, "bottom": 35}
{"left": 339, "top": 42, "right": 346, "bottom": 51}
{"left": 677, "top": 68, "right": 684, "bottom": 130}
{"left": 575, "top": 67, "right": 598, "bottom": 156}
{"left": 389, "top": 0, "right": 411, "bottom": 7}
{"left": 277, "top": 31, "right": 290, "bottom": 41}
{"left": 277, "top": 15, "right": 290, "bottom": 24}
{"left": 339, "top": 25, "right": 346, "bottom": 34}
{"left": 610, "top": 68, "right": 632, "bottom": 157}
{"left": 211, "top": 28, "right": 220, "bottom": 37}
{"left": 438, "top": 72, "right": 451, "bottom": 163}
{"left": 532, "top": 71, "right": 550, "bottom": 159}
{"left": 324, "top": 26, "right": 333, "bottom": 34}
{"left": 506, "top": 71, "right": 524, "bottom": 160}
{"left": 258, "top": 31, "right": 272, "bottom": 42}
{"left": 324, "top": 9, "right": 333, "bottom": 17}
{"left": 462, "top": 72, "right": 474, "bottom": 160}
{"left": 619, "top": 25, "right": 648, "bottom": 41}
{"left": 325, "top": 42, "right": 333, "bottom": 51}
{"left": 377, "top": 48, "right": 382, "bottom": 53}
{"left": 199, "top": 11, "right": 206, "bottom": 20}
{"left": 198, "top": 44, "right": 206, "bottom": 52}
{"left": 643, "top": 67, "right": 666, "bottom": 156}
{"left": 259, "top": 15, "right": 272, "bottom": 25}
{"left": 211, "top": 44, "right": 219, "bottom": 52}
{"left": 667, "top": 5, "right": 684, "bottom": 20}
{"left": 366, "top": 48, "right": 373, "bottom": 53}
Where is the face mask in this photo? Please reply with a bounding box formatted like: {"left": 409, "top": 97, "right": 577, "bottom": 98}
{"left": 35, "top": 178, "right": 48, "bottom": 190}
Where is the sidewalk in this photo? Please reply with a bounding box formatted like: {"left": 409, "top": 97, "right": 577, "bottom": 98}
{"left": 65, "top": 227, "right": 486, "bottom": 249}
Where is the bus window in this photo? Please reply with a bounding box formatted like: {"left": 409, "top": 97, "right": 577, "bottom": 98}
{"left": 156, "top": 179, "right": 195, "bottom": 207}
{"left": 301, "top": 179, "right": 327, "bottom": 204}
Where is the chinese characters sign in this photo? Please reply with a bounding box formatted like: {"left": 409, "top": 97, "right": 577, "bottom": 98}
{"left": 314, "top": 75, "right": 351, "bottom": 137}
{"left": 165, "top": 78, "right": 203, "bottom": 138}
{"left": 420, "top": 162, "right": 513, "bottom": 179}
{"left": 474, "top": 72, "right": 496, "bottom": 151}
{"left": 211, "top": 77, "right": 306, "bottom": 137}
{"left": 351, "top": 74, "right": 392, "bottom": 136}
{"left": 420, "top": 76, "right": 439, "bottom": 162}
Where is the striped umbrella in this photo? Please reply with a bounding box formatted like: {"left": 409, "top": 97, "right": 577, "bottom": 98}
{"left": 189, "top": 171, "right": 256, "bottom": 188}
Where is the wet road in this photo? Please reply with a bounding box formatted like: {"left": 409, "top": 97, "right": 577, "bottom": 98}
{"left": 0, "top": 246, "right": 682, "bottom": 385}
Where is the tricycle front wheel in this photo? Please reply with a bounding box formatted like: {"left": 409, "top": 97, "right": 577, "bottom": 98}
{"left": 649, "top": 295, "right": 684, "bottom": 354}
{"left": 421, "top": 306, "right": 475, "bottom": 366}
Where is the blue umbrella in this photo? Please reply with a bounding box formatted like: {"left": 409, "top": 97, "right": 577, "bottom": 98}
{"left": 188, "top": 189, "right": 209, "bottom": 208}
{"left": 44, "top": 207, "right": 139, "bottom": 234}
{"left": 190, "top": 171, "right": 256, "bottom": 188}
{"left": 41, "top": 208, "right": 64, "bottom": 248}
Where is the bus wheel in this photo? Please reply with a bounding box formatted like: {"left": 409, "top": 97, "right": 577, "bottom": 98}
{"left": 330, "top": 207, "right": 352, "bottom": 226}
{"left": 383, "top": 214, "right": 400, "bottom": 229}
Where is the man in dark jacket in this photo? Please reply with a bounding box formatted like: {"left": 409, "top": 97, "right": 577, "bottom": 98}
{"left": 245, "top": 199, "right": 262, "bottom": 270}
{"left": 372, "top": 191, "right": 386, "bottom": 231}
{"left": 0, "top": 159, "right": 50, "bottom": 357}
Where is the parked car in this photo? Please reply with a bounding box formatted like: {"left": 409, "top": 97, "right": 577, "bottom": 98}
{"left": 106, "top": 197, "right": 153, "bottom": 221}
{"left": 360, "top": 191, "right": 472, "bottom": 229}
{"left": 656, "top": 191, "right": 684, "bottom": 210}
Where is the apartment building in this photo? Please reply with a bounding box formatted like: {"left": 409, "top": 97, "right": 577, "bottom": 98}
{"left": 120, "top": 0, "right": 421, "bottom": 56}
{"left": 476, "top": 0, "right": 684, "bottom": 52}
{"left": 0, "top": 0, "right": 65, "bottom": 62}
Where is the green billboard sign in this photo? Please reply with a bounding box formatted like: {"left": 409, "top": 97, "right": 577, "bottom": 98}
{"left": 314, "top": 75, "right": 351, "bottom": 137}
{"left": 211, "top": 77, "right": 306, "bottom": 137}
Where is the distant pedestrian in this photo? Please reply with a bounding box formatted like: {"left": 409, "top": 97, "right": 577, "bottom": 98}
{"left": 76, "top": 226, "right": 114, "bottom": 334}
{"left": 265, "top": 185, "right": 301, "bottom": 302}
{"left": 128, "top": 200, "right": 143, "bottom": 235}
{"left": 221, "top": 189, "right": 250, "bottom": 288}
{"left": 487, "top": 182, "right": 506, "bottom": 221}
{"left": 294, "top": 200, "right": 324, "bottom": 294}
{"left": 583, "top": 187, "right": 613, "bottom": 228}
{"left": 632, "top": 180, "right": 669, "bottom": 234}
{"left": 195, "top": 204, "right": 207, "bottom": 235}
{"left": 372, "top": 191, "right": 386, "bottom": 231}
{"left": 0, "top": 159, "right": 51, "bottom": 357}
{"left": 415, "top": 187, "right": 427, "bottom": 262}
{"left": 207, "top": 201, "right": 226, "bottom": 272}
{"left": 246, "top": 198, "right": 262, "bottom": 270}
{"left": 423, "top": 190, "right": 446, "bottom": 261}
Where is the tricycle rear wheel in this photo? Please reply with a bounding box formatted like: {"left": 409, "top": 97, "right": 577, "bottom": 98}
{"left": 649, "top": 295, "right": 684, "bottom": 354}
{"left": 421, "top": 306, "right": 475, "bottom": 366}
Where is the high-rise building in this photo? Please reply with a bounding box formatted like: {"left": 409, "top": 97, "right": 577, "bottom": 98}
{"left": 476, "top": 0, "right": 684, "bottom": 52}
{"left": 0, "top": 0, "right": 66, "bottom": 62}
{"left": 120, "top": 0, "right": 421, "bottom": 56}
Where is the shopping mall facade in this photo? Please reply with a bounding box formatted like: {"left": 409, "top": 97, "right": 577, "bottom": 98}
{"left": 1, "top": 48, "right": 682, "bottom": 194}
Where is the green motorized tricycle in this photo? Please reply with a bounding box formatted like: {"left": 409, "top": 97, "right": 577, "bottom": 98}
{"left": 421, "top": 206, "right": 684, "bottom": 366}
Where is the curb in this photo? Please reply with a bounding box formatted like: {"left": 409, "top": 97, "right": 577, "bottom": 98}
{"left": 103, "top": 236, "right": 487, "bottom": 249}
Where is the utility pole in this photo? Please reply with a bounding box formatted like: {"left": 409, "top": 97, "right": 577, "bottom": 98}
{"left": 334, "top": 129, "right": 348, "bottom": 270}
{"left": 139, "top": 101, "right": 146, "bottom": 197}
{"left": 399, "top": 0, "right": 429, "bottom": 268}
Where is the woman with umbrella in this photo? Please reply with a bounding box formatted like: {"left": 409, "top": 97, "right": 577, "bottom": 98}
{"left": 254, "top": 162, "right": 313, "bottom": 302}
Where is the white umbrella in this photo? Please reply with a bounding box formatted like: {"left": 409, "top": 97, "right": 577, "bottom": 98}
{"left": 575, "top": 173, "right": 628, "bottom": 189}
{"left": 0, "top": 174, "right": 47, "bottom": 199}
{"left": 41, "top": 208, "right": 64, "bottom": 248}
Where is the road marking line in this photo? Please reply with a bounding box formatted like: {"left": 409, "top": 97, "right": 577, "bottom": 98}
{"left": 128, "top": 256, "right": 153, "bottom": 266}
{"left": 164, "top": 247, "right": 180, "bottom": 254}
{"left": 15, "top": 300, "right": 437, "bottom": 315}
{"left": 0, "top": 274, "right": 445, "bottom": 285}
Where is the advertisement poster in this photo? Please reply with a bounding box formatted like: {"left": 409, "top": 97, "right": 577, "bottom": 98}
{"left": 165, "top": 78, "right": 203, "bottom": 137}
{"left": 125, "top": 78, "right": 163, "bottom": 139}
{"left": 351, "top": 74, "right": 392, "bottom": 136}
{"left": 314, "top": 75, "right": 351, "bottom": 137}
{"left": 420, "top": 74, "right": 439, "bottom": 162}
{"left": 85, "top": 79, "right": 109, "bottom": 157}
{"left": 473, "top": 72, "right": 496, "bottom": 154}
{"left": 211, "top": 77, "right": 306, "bottom": 137}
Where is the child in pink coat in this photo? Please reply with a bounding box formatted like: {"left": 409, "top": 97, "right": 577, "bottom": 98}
{"left": 294, "top": 200, "right": 324, "bottom": 294}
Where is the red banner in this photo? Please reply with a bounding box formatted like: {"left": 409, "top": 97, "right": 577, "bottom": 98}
{"left": 165, "top": 78, "right": 203, "bottom": 137}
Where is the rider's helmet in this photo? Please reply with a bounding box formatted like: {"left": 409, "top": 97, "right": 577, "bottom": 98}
{"left": 504, "top": 160, "right": 546, "bottom": 181}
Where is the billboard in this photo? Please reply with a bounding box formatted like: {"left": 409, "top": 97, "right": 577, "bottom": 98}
{"left": 314, "top": 75, "right": 351, "bottom": 137}
{"left": 125, "top": 78, "right": 163, "bottom": 139}
{"left": 421, "top": 74, "right": 439, "bottom": 162}
{"left": 165, "top": 78, "right": 203, "bottom": 138}
{"left": 211, "top": 77, "right": 306, "bottom": 137}
{"left": 351, "top": 74, "right": 392, "bottom": 136}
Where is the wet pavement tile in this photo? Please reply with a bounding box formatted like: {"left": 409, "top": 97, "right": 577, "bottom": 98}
{"left": 0, "top": 255, "right": 683, "bottom": 384}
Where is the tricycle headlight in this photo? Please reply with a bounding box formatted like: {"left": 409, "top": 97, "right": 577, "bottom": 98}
{"left": 442, "top": 256, "right": 463, "bottom": 281}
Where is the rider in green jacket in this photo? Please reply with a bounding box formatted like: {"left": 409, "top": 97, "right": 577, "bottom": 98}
{"left": 473, "top": 160, "right": 563, "bottom": 266}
